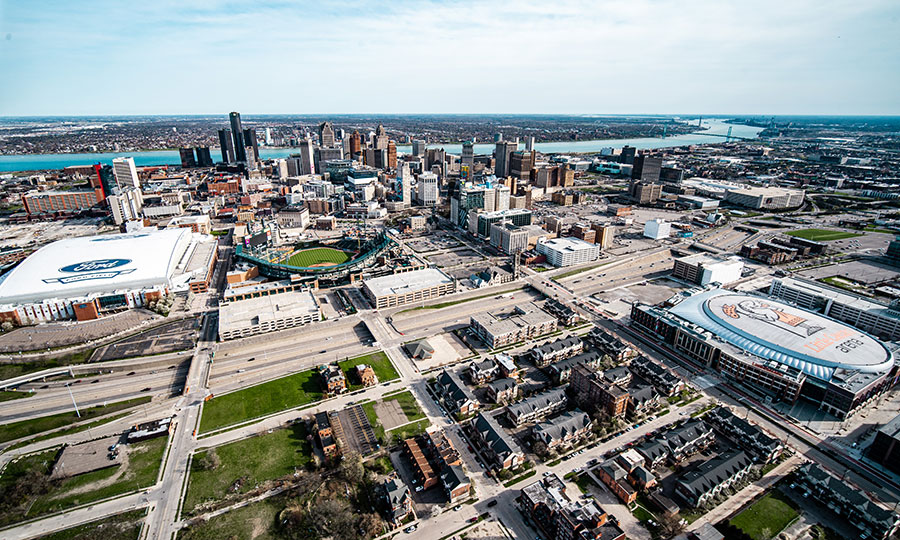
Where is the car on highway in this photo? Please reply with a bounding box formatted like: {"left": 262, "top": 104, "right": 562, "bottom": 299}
{"left": 91, "top": 379, "right": 99, "bottom": 384}
{"left": 140, "top": 387, "right": 151, "bottom": 392}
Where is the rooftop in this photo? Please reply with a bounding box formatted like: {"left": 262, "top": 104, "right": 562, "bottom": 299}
{"left": 218, "top": 290, "right": 320, "bottom": 333}
{"left": 364, "top": 268, "right": 453, "bottom": 298}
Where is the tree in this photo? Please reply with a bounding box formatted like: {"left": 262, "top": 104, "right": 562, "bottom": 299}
{"left": 1, "top": 321, "right": 13, "bottom": 332}
{"left": 658, "top": 513, "right": 686, "bottom": 539}
{"left": 338, "top": 454, "right": 365, "bottom": 485}
{"left": 532, "top": 440, "right": 549, "bottom": 458}
{"left": 760, "top": 527, "right": 772, "bottom": 540}
{"left": 196, "top": 449, "right": 220, "bottom": 471}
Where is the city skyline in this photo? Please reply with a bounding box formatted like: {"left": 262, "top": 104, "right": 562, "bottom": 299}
{"left": 1, "top": 0, "right": 899, "bottom": 116}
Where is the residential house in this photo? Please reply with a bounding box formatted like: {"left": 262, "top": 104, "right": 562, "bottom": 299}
{"left": 569, "top": 364, "right": 629, "bottom": 417}
{"left": 435, "top": 370, "right": 479, "bottom": 416}
{"left": 441, "top": 465, "right": 471, "bottom": 503}
{"left": 495, "top": 353, "right": 520, "bottom": 379}
{"left": 404, "top": 339, "right": 434, "bottom": 360}
{"left": 532, "top": 410, "right": 592, "bottom": 450}
{"left": 585, "top": 328, "right": 634, "bottom": 363}
{"left": 662, "top": 420, "right": 715, "bottom": 463}
{"left": 403, "top": 437, "right": 438, "bottom": 490}
{"left": 471, "top": 412, "right": 525, "bottom": 470}
{"left": 546, "top": 350, "right": 603, "bottom": 384}
{"left": 486, "top": 378, "right": 518, "bottom": 404}
{"left": 627, "top": 385, "right": 659, "bottom": 418}
{"left": 519, "top": 474, "right": 626, "bottom": 540}
{"left": 355, "top": 364, "right": 378, "bottom": 387}
{"left": 467, "top": 359, "right": 500, "bottom": 384}
{"left": 597, "top": 459, "right": 637, "bottom": 504}
{"left": 381, "top": 476, "right": 411, "bottom": 525}
{"left": 704, "top": 407, "right": 783, "bottom": 463}
{"left": 674, "top": 451, "right": 753, "bottom": 507}
{"left": 531, "top": 336, "right": 584, "bottom": 368}
{"left": 315, "top": 411, "right": 340, "bottom": 459}
{"left": 629, "top": 356, "right": 684, "bottom": 396}
{"left": 602, "top": 366, "right": 632, "bottom": 387}
{"left": 504, "top": 387, "right": 568, "bottom": 426}
{"left": 319, "top": 363, "right": 347, "bottom": 395}
{"left": 795, "top": 463, "right": 900, "bottom": 540}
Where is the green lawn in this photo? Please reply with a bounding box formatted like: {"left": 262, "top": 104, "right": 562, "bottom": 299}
{"left": 362, "top": 401, "right": 385, "bottom": 442}
{"left": 39, "top": 509, "right": 146, "bottom": 540}
{"left": 285, "top": 247, "right": 351, "bottom": 268}
{"left": 185, "top": 424, "right": 312, "bottom": 514}
{"left": 0, "top": 396, "right": 151, "bottom": 444}
{"left": 199, "top": 368, "right": 323, "bottom": 433}
{"left": 387, "top": 418, "right": 431, "bottom": 444}
{"left": 785, "top": 228, "right": 861, "bottom": 242}
{"left": 0, "top": 437, "right": 166, "bottom": 526}
{"left": 552, "top": 261, "right": 613, "bottom": 281}
{"left": 0, "top": 390, "right": 32, "bottom": 402}
{"left": 338, "top": 351, "right": 398, "bottom": 390}
{"left": 5, "top": 411, "right": 135, "bottom": 451}
{"left": 729, "top": 491, "right": 799, "bottom": 540}
{"left": 180, "top": 497, "right": 281, "bottom": 540}
{"left": 398, "top": 288, "right": 522, "bottom": 312}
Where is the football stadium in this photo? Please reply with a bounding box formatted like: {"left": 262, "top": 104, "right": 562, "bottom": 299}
{"left": 631, "top": 288, "right": 898, "bottom": 419}
{"left": 0, "top": 228, "right": 217, "bottom": 323}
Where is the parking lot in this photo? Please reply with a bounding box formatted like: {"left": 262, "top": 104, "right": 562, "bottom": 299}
{"left": 0, "top": 309, "right": 159, "bottom": 353}
{"left": 797, "top": 259, "right": 900, "bottom": 286}
{"left": 426, "top": 249, "right": 484, "bottom": 268}
{"left": 90, "top": 317, "right": 199, "bottom": 361}
{"left": 336, "top": 404, "right": 379, "bottom": 456}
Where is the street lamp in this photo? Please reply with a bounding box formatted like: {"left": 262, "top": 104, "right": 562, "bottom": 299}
{"left": 65, "top": 382, "right": 81, "bottom": 418}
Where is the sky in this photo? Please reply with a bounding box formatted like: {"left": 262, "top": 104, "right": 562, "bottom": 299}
{"left": 0, "top": 0, "right": 898, "bottom": 116}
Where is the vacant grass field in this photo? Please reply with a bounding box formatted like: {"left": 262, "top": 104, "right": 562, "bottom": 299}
{"left": 0, "top": 396, "right": 151, "bottom": 444}
{"left": 199, "top": 369, "right": 322, "bottom": 433}
{"left": 338, "top": 351, "right": 398, "bottom": 390}
{"left": 0, "top": 437, "right": 166, "bottom": 526}
{"left": 785, "top": 228, "right": 861, "bottom": 242}
{"left": 185, "top": 425, "right": 311, "bottom": 513}
{"left": 729, "top": 491, "right": 799, "bottom": 540}
{"left": 40, "top": 509, "right": 146, "bottom": 540}
{"left": 180, "top": 497, "right": 281, "bottom": 540}
{"left": 5, "top": 411, "right": 135, "bottom": 451}
{"left": 285, "top": 247, "right": 351, "bottom": 268}
{"left": 387, "top": 418, "right": 431, "bottom": 443}
{"left": 387, "top": 390, "right": 426, "bottom": 422}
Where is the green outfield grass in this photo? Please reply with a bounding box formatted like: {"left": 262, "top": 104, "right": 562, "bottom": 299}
{"left": 785, "top": 228, "right": 862, "bottom": 242}
{"left": 199, "top": 369, "right": 323, "bottom": 433}
{"left": 284, "top": 247, "right": 351, "bottom": 268}
{"left": 729, "top": 491, "right": 799, "bottom": 540}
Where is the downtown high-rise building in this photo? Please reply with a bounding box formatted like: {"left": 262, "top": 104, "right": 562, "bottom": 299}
{"left": 412, "top": 139, "right": 426, "bottom": 156}
{"left": 218, "top": 129, "right": 235, "bottom": 163}
{"left": 242, "top": 128, "right": 259, "bottom": 163}
{"left": 350, "top": 131, "right": 362, "bottom": 155}
{"left": 374, "top": 124, "right": 388, "bottom": 150}
{"left": 461, "top": 141, "right": 474, "bottom": 179}
{"left": 417, "top": 172, "right": 439, "bottom": 206}
{"left": 319, "top": 121, "right": 335, "bottom": 147}
{"left": 112, "top": 157, "right": 140, "bottom": 190}
{"left": 229, "top": 112, "right": 247, "bottom": 163}
{"left": 297, "top": 139, "right": 316, "bottom": 175}
{"left": 494, "top": 140, "right": 517, "bottom": 178}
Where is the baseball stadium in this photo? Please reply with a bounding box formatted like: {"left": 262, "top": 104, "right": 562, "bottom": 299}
{"left": 235, "top": 231, "right": 395, "bottom": 282}
{"left": 631, "top": 288, "right": 898, "bottom": 419}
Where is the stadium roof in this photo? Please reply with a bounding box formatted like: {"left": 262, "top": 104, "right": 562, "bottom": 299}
{"left": 669, "top": 289, "right": 893, "bottom": 380}
{"left": 0, "top": 228, "right": 192, "bottom": 304}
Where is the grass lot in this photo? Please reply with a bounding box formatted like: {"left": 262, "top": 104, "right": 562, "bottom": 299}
{"left": 180, "top": 497, "right": 281, "bottom": 540}
{"left": 285, "top": 247, "right": 351, "bottom": 268}
{"left": 199, "top": 369, "right": 322, "bottom": 433}
{"left": 0, "top": 390, "right": 32, "bottom": 402}
{"left": 39, "top": 509, "right": 146, "bottom": 540}
{"left": 362, "top": 401, "right": 385, "bottom": 442}
{"left": 185, "top": 424, "right": 312, "bottom": 513}
{"left": 0, "top": 436, "right": 166, "bottom": 525}
{"left": 387, "top": 390, "right": 426, "bottom": 422}
{"left": 552, "top": 261, "right": 613, "bottom": 281}
{"left": 387, "top": 419, "right": 431, "bottom": 442}
{"left": 729, "top": 491, "right": 799, "bottom": 540}
{"left": 502, "top": 470, "right": 536, "bottom": 487}
{"left": 399, "top": 288, "right": 522, "bottom": 312}
{"left": 338, "top": 351, "right": 399, "bottom": 390}
{"left": 785, "top": 228, "right": 861, "bottom": 242}
{"left": 820, "top": 276, "right": 869, "bottom": 295}
{"left": 5, "top": 411, "right": 135, "bottom": 451}
{"left": 362, "top": 391, "right": 428, "bottom": 445}
{"left": 0, "top": 396, "right": 151, "bottom": 444}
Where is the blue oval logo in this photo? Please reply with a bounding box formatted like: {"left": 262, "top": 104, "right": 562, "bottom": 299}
{"left": 60, "top": 259, "right": 132, "bottom": 273}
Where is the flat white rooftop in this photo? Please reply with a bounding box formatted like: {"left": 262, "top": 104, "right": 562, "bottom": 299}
{"left": 218, "top": 290, "right": 320, "bottom": 333}
{"left": 364, "top": 268, "right": 453, "bottom": 298}
{"left": 539, "top": 236, "right": 597, "bottom": 252}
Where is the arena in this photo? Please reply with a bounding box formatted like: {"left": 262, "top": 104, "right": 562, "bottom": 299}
{"left": 631, "top": 288, "right": 898, "bottom": 419}
{"left": 0, "top": 228, "right": 217, "bottom": 323}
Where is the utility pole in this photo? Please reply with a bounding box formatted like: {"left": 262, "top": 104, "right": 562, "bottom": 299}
{"left": 65, "top": 382, "right": 81, "bottom": 418}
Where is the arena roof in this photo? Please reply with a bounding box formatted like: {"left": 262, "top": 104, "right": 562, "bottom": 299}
{"left": 0, "top": 228, "right": 192, "bottom": 305}
{"left": 669, "top": 289, "right": 893, "bottom": 380}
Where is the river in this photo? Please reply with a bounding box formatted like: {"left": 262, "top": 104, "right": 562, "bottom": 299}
{"left": 0, "top": 119, "right": 763, "bottom": 173}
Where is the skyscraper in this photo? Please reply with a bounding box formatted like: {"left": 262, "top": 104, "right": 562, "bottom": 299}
{"left": 350, "top": 131, "right": 362, "bottom": 155}
{"left": 417, "top": 172, "right": 439, "bottom": 206}
{"left": 195, "top": 147, "right": 213, "bottom": 167}
{"left": 374, "top": 124, "right": 388, "bottom": 150}
{"left": 112, "top": 157, "right": 140, "bottom": 190}
{"left": 179, "top": 148, "right": 196, "bottom": 168}
{"left": 229, "top": 112, "right": 247, "bottom": 163}
{"left": 319, "top": 121, "right": 335, "bottom": 147}
{"left": 620, "top": 145, "right": 636, "bottom": 165}
{"left": 412, "top": 139, "right": 426, "bottom": 156}
{"left": 218, "top": 129, "right": 235, "bottom": 163}
{"left": 494, "top": 141, "right": 517, "bottom": 178}
{"left": 387, "top": 140, "right": 397, "bottom": 169}
{"left": 243, "top": 128, "right": 259, "bottom": 164}
{"left": 525, "top": 136, "right": 535, "bottom": 152}
{"left": 631, "top": 155, "right": 662, "bottom": 183}
{"left": 298, "top": 139, "right": 315, "bottom": 175}
{"left": 398, "top": 162, "right": 412, "bottom": 206}
{"left": 461, "top": 141, "right": 474, "bottom": 175}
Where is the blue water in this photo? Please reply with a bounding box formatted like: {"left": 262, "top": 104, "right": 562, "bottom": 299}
{"left": 0, "top": 119, "right": 763, "bottom": 173}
